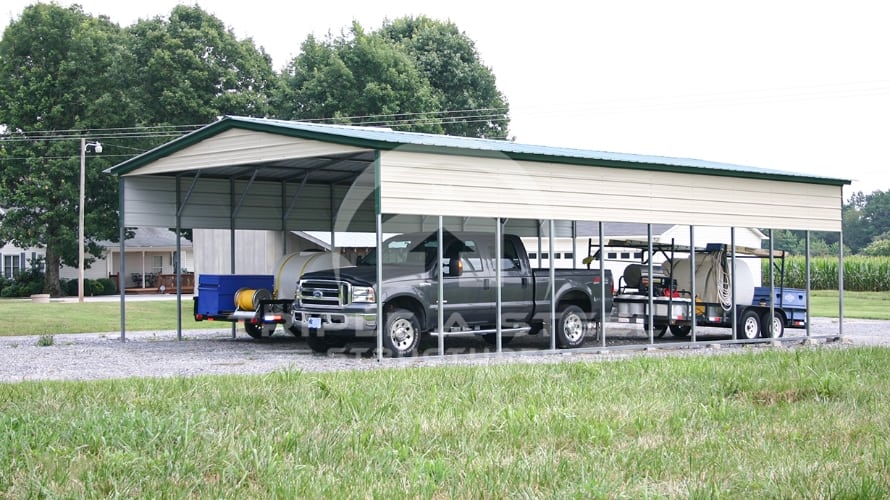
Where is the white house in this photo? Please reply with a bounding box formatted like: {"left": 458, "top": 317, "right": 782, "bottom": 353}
{"left": 1, "top": 226, "right": 193, "bottom": 291}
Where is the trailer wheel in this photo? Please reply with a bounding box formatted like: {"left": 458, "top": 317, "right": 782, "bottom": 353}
{"left": 669, "top": 325, "right": 691, "bottom": 338}
{"left": 738, "top": 310, "right": 761, "bottom": 340}
{"left": 643, "top": 321, "right": 668, "bottom": 338}
{"left": 761, "top": 310, "right": 785, "bottom": 338}
{"left": 383, "top": 308, "right": 421, "bottom": 357}
{"left": 556, "top": 305, "right": 587, "bottom": 348}
{"left": 244, "top": 322, "right": 263, "bottom": 339}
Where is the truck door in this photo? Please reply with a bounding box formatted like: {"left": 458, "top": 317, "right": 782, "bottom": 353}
{"left": 496, "top": 236, "right": 535, "bottom": 326}
{"left": 434, "top": 237, "right": 492, "bottom": 330}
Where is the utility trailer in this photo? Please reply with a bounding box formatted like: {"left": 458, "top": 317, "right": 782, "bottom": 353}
{"left": 586, "top": 239, "right": 806, "bottom": 340}
{"left": 193, "top": 274, "right": 293, "bottom": 338}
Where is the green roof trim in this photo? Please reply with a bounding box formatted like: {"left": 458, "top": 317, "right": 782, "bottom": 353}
{"left": 107, "top": 116, "right": 851, "bottom": 187}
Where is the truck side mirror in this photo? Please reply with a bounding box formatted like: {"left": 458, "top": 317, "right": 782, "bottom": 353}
{"left": 448, "top": 257, "right": 463, "bottom": 277}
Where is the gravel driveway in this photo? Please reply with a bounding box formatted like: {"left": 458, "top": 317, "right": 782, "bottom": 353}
{"left": 1, "top": 317, "right": 886, "bottom": 383}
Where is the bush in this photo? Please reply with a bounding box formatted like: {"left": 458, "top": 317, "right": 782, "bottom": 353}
{"left": 97, "top": 277, "right": 117, "bottom": 295}
{"left": 0, "top": 284, "right": 18, "bottom": 298}
{"left": 62, "top": 279, "right": 78, "bottom": 297}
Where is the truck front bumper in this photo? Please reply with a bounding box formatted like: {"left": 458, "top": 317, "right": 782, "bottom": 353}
{"left": 292, "top": 308, "right": 378, "bottom": 337}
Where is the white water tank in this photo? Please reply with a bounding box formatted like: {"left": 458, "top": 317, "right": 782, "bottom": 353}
{"left": 670, "top": 254, "right": 756, "bottom": 306}
{"left": 273, "top": 251, "right": 354, "bottom": 301}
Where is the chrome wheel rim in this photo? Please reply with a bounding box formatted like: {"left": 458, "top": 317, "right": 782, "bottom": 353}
{"left": 563, "top": 313, "right": 585, "bottom": 343}
{"left": 390, "top": 318, "right": 416, "bottom": 350}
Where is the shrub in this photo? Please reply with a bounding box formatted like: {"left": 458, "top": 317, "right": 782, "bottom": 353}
{"left": 97, "top": 277, "right": 117, "bottom": 295}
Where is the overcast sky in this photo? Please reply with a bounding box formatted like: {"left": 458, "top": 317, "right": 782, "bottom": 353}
{"left": 4, "top": 1, "right": 889, "bottom": 196}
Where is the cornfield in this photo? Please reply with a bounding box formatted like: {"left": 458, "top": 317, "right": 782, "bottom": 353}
{"left": 763, "top": 256, "right": 890, "bottom": 291}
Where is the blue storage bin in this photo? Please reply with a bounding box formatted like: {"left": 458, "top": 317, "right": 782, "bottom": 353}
{"left": 196, "top": 274, "right": 274, "bottom": 316}
{"left": 753, "top": 287, "right": 807, "bottom": 309}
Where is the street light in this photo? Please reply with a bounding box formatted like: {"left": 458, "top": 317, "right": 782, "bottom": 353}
{"left": 79, "top": 138, "right": 102, "bottom": 303}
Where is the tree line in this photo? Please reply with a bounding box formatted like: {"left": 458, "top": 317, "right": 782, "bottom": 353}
{"left": 0, "top": 4, "right": 509, "bottom": 295}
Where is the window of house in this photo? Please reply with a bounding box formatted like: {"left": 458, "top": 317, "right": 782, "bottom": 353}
{"left": 620, "top": 252, "right": 631, "bottom": 259}
{"left": 152, "top": 255, "right": 164, "bottom": 274}
{"left": 564, "top": 252, "right": 574, "bottom": 259}
{"left": 528, "top": 252, "right": 538, "bottom": 259}
{"left": 3, "top": 254, "right": 21, "bottom": 278}
{"left": 607, "top": 252, "right": 618, "bottom": 259}
{"left": 634, "top": 252, "right": 643, "bottom": 259}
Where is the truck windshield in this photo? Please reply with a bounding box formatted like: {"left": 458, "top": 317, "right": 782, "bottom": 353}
{"left": 359, "top": 235, "right": 438, "bottom": 269}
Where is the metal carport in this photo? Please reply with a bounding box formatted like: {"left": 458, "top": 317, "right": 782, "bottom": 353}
{"left": 106, "top": 116, "right": 851, "bottom": 358}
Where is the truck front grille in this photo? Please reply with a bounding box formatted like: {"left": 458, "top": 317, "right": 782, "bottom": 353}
{"left": 298, "top": 280, "right": 348, "bottom": 307}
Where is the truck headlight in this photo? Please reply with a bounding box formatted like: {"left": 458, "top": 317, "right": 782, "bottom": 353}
{"left": 351, "top": 286, "right": 376, "bottom": 304}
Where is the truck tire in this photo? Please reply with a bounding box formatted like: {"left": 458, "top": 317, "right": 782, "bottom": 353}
{"left": 738, "top": 310, "right": 761, "bottom": 340}
{"left": 556, "top": 305, "right": 587, "bottom": 349}
{"left": 761, "top": 310, "right": 785, "bottom": 338}
{"left": 383, "top": 308, "right": 421, "bottom": 357}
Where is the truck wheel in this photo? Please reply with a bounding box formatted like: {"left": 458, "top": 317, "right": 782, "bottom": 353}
{"left": 556, "top": 305, "right": 587, "bottom": 348}
{"left": 383, "top": 308, "right": 421, "bottom": 357}
{"left": 761, "top": 311, "right": 785, "bottom": 338}
{"left": 244, "top": 322, "right": 263, "bottom": 339}
{"left": 669, "top": 325, "right": 691, "bottom": 338}
{"left": 738, "top": 310, "right": 761, "bottom": 340}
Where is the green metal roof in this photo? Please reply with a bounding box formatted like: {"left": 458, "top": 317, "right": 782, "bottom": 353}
{"left": 107, "top": 115, "right": 851, "bottom": 186}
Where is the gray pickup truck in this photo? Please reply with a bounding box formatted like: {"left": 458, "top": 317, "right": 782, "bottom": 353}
{"left": 292, "top": 230, "right": 613, "bottom": 356}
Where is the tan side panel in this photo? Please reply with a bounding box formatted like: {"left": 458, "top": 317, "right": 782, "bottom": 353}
{"left": 121, "top": 129, "right": 368, "bottom": 176}
{"left": 379, "top": 151, "right": 842, "bottom": 231}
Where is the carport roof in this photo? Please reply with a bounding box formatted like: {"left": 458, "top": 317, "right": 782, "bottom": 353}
{"left": 107, "top": 116, "right": 850, "bottom": 186}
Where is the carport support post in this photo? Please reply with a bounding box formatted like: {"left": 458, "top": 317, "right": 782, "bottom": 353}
{"left": 119, "top": 177, "right": 126, "bottom": 342}
{"left": 838, "top": 229, "right": 845, "bottom": 339}
{"left": 495, "top": 217, "right": 503, "bottom": 353}
{"left": 437, "top": 216, "right": 445, "bottom": 357}
{"left": 768, "top": 229, "right": 776, "bottom": 338}
{"left": 230, "top": 179, "right": 237, "bottom": 339}
{"left": 690, "top": 225, "right": 697, "bottom": 343}
{"left": 376, "top": 213, "right": 384, "bottom": 361}
{"left": 805, "top": 230, "right": 812, "bottom": 338}
{"left": 731, "top": 227, "right": 737, "bottom": 341}
{"left": 598, "top": 221, "right": 606, "bottom": 347}
{"left": 647, "top": 224, "right": 654, "bottom": 344}
{"left": 549, "top": 220, "right": 556, "bottom": 351}
{"left": 176, "top": 175, "right": 182, "bottom": 340}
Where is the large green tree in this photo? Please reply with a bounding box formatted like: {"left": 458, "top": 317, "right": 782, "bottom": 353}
{"left": 273, "top": 18, "right": 510, "bottom": 136}
{"left": 0, "top": 4, "right": 130, "bottom": 295}
{"left": 126, "top": 5, "right": 276, "bottom": 125}
{"left": 842, "top": 189, "right": 890, "bottom": 253}
{"left": 378, "top": 16, "right": 509, "bottom": 138}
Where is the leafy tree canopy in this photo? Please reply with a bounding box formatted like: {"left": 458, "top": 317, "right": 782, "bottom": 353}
{"left": 0, "top": 4, "right": 128, "bottom": 294}
{"left": 378, "top": 16, "right": 509, "bottom": 138}
{"left": 274, "top": 17, "right": 510, "bottom": 136}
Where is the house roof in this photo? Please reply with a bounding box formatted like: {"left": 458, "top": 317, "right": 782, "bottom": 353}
{"left": 108, "top": 116, "right": 850, "bottom": 187}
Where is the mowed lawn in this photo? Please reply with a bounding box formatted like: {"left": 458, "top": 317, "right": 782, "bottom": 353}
{"left": 0, "top": 290, "right": 887, "bottom": 336}
{"left": 2, "top": 348, "right": 889, "bottom": 497}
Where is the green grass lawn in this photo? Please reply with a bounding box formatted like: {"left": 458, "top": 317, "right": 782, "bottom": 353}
{"left": 0, "top": 290, "right": 886, "bottom": 336}
{"left": 810, "top": 290, "right": 890, "bottom": 320}
{"left": 0, "top": 299, "right": 222, "bottom": 336}
{"left": 1, "top": 347, "right": 888, "bottom": 497}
